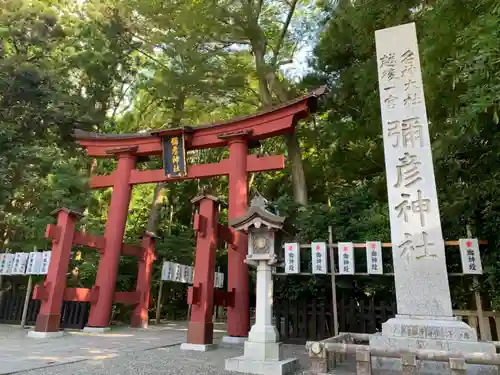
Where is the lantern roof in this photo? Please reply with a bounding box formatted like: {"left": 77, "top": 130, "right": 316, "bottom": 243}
{"left": 229, "top": 195, "right": 285, "bottom": 232}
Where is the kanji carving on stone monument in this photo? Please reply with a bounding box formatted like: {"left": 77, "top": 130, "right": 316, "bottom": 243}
{"left": 383, "top": 86, "right": 398, "bottom": 109}
{"left": 394, "top": 190, "right": 430, "bottom": 227}
{"left": 400, "top": 49, "right": 416, "bottom": 78}
{"left": 398, "top": 231, "right": 437, "bottom": 260}
{"left": 394, "top": 152, "right": 422, "bottom": 188}
{"left": 403, "top": 92, "right": 422, "bottom": 107}
{"left": 379, "top": 52, "right": 398, "bottom": 82}
{"left": 388, "top": 117, "right": 423, "bottom": 148}
{"left": 403, "top": 78, "right": 419, "bottom": 92}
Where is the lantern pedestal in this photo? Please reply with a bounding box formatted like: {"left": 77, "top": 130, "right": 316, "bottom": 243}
{"left": 225, "top": 261, "right": 298, "bottom": 375}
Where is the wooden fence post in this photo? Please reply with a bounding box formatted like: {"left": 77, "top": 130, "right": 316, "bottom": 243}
{"left": 328, "top": 226, "right": 339, "bottom": 336}
{"left": 466, "top": 224, "right": 491, "bottom": 341}
{"left": 20, "top": 275, "right": 33, "bottom": 328}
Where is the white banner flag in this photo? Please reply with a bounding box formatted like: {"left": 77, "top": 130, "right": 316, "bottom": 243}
{"left": 219, "top": 272, "right": 224, "bottom": 288}
{"left": 183, "top": 266, "right": 193, "bottom": 284}
{"left": 161, "top": 261, "right": 174, "bottom": 281}
{"left": 39, "top": 251, "right": 51, "bottom": 275}
{"left": 163, "top": 261, "right": 224, "bottom": 286}
{"left": 459, "top": 238, "right": 483, "bottom": 274}
{"left": 366, "top": 241, "right": 383, "bottom": 274}
{"left": 0, "top": 253, "right": 16, "bottom": 275}
{"left": 284, "top": 243, "right": 300, "bottom": 274}
{"left": 338, "top": 242, "right": 354, "bottom": 275}
{"left": 214, "top": 272, "right": 224, "bottom": 288}
{"left": 311, "top": 242, "right": 327, "bottom": 274}
{"left": 11, "top": 253, "right": 29, "bottom": 275}
{"left": 26, "top": 252, "right": 43, "bottom": 275}
{"left": 173, "top": 263, "right": 183, "bottom": 282}
{"left": 180, "top": 264, "right": 189, "bottom": 283}
{"left": 0, "top": 254, "right": 7, "bottom": 275}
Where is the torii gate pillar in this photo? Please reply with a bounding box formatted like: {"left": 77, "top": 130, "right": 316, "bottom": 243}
{"left": 225, "top": 136, "right": 250, "bottom": 341}
{"left": 182, "top": 193, "right": 220, "bottom": 351}
{"left": 86, "top": 149, "right": 137, "bottom": 330}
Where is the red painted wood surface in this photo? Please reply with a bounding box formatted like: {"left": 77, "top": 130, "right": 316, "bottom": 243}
{"left": 226, "top": 136, "right": 250, "bottom": 337}
{"left": 34, "top": 210, "right": 79, "bottom": 332}
{"left": 89, "top": 154, "right": 285, "bottom": 188}
{"left": 187, "top": 196, "right": 219, "bottom": 345}
{"left": 87, "top": 153, "right": 137, "bottom": 328}
{"left": 74, "top": 93, "right": 320, "bottom": 156}
{"left": 131, "top": 234, "right": 157, "bottom": 328}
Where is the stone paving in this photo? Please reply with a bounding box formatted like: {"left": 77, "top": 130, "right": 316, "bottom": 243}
{"left": 0, "top": 322, "right": 358, "bottom": 375}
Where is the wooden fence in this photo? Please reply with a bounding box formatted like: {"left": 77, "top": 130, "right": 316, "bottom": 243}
{"left": 273, "top": 298, "right": 500, "bottom": 344}
{"left": 0, "top": 291, "right": 89, "bottom": 329}
{"left": 273, "top": 296, "right": 396, "bottom": 344}
{"left": 454, "top": 310, "right": 500, "bottom": 342}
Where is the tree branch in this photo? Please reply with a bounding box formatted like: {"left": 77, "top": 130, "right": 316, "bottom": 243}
{"left": 211, "top": 39, "right": 250, "bottom": 45}
{"left": 112, "top": 77, "right": 137, "bottom": 118}
{"left": 247, "top": 86, "right": 263, "bottom": 103}
{"left": 212, "top": 2, "right": 245, "bottom": 28}
{"left": 271, "top": 0, "right": 299, "bottom": 69}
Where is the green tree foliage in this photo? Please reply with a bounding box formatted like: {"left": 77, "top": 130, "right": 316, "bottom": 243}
{"left": 304, "top": 0, "right": 500, "bottom": 307}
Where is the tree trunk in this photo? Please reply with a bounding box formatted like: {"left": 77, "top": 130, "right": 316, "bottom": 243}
{"left": 146, "top": 183, "right": 167, "bottom": 233}
{"left": 252, "top": 45, "right": 274, "bottom": 105}
{"left": 285, "top": 131, "right": 308, "bottom": 205}
{"left": 256, "top": 65, "right": 309, "bottom": 205}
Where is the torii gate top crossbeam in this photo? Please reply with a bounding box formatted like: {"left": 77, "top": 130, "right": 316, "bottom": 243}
{"left": 73, "top": 87, "right": 325, "bottom": 157}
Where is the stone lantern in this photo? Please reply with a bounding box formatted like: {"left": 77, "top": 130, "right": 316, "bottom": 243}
{"left": 225, "top": 195, "right": 298, "bottom": 375}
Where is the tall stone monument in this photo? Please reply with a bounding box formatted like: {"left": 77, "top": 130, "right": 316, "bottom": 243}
{"left": 370, "top": 22, "right": 495, "bottom": 373}
{"left": 225, "top": 196, "right": 298, "bottom": 375}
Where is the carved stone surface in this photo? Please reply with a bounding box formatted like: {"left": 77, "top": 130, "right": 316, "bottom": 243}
{"left": 372, "top": 23, "right": 497, "bottom": 375}
{"left": 225, "top": 356, "right": 298, "bottom": 375}
{"left": 250, "top": 230, "right": 273, "bottom": 255}
{"left": 381, "top": 316, "right": 477, "bottom": 341}
{"left": 376, "top": 22, "right": 452, "bottom": 318}
{"left": 370, "top": 317, "right": 496, "bottom": 375}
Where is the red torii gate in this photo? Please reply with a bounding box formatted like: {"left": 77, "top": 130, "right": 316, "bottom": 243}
{"left": 73, "top": 87, "right": 325, "bottom": 338}
{"left": 31, "top": 208, "right": 156, "bottom": 334}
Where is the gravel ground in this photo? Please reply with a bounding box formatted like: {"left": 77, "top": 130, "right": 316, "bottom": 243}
{"left": 14, "top": 343, "right": 358, "bottom": 375}
{"left": 0, "top": 323, "right": 360, "bottom": 375}
{"left": 0, "top": 323, "right": 190, "bottom": 374}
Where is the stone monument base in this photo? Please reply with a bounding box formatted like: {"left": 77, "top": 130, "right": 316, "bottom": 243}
{"left": 225, "top": 356, "right": 298, "bottom": 375}
{"left": 225, "top": 341, "right": 298, "bottom": 375}
{"left": 225, "top": 326, "right": 298, "bottom": 375}
{"left": 369, "top": 316, "right": 496, "bottom": 375}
